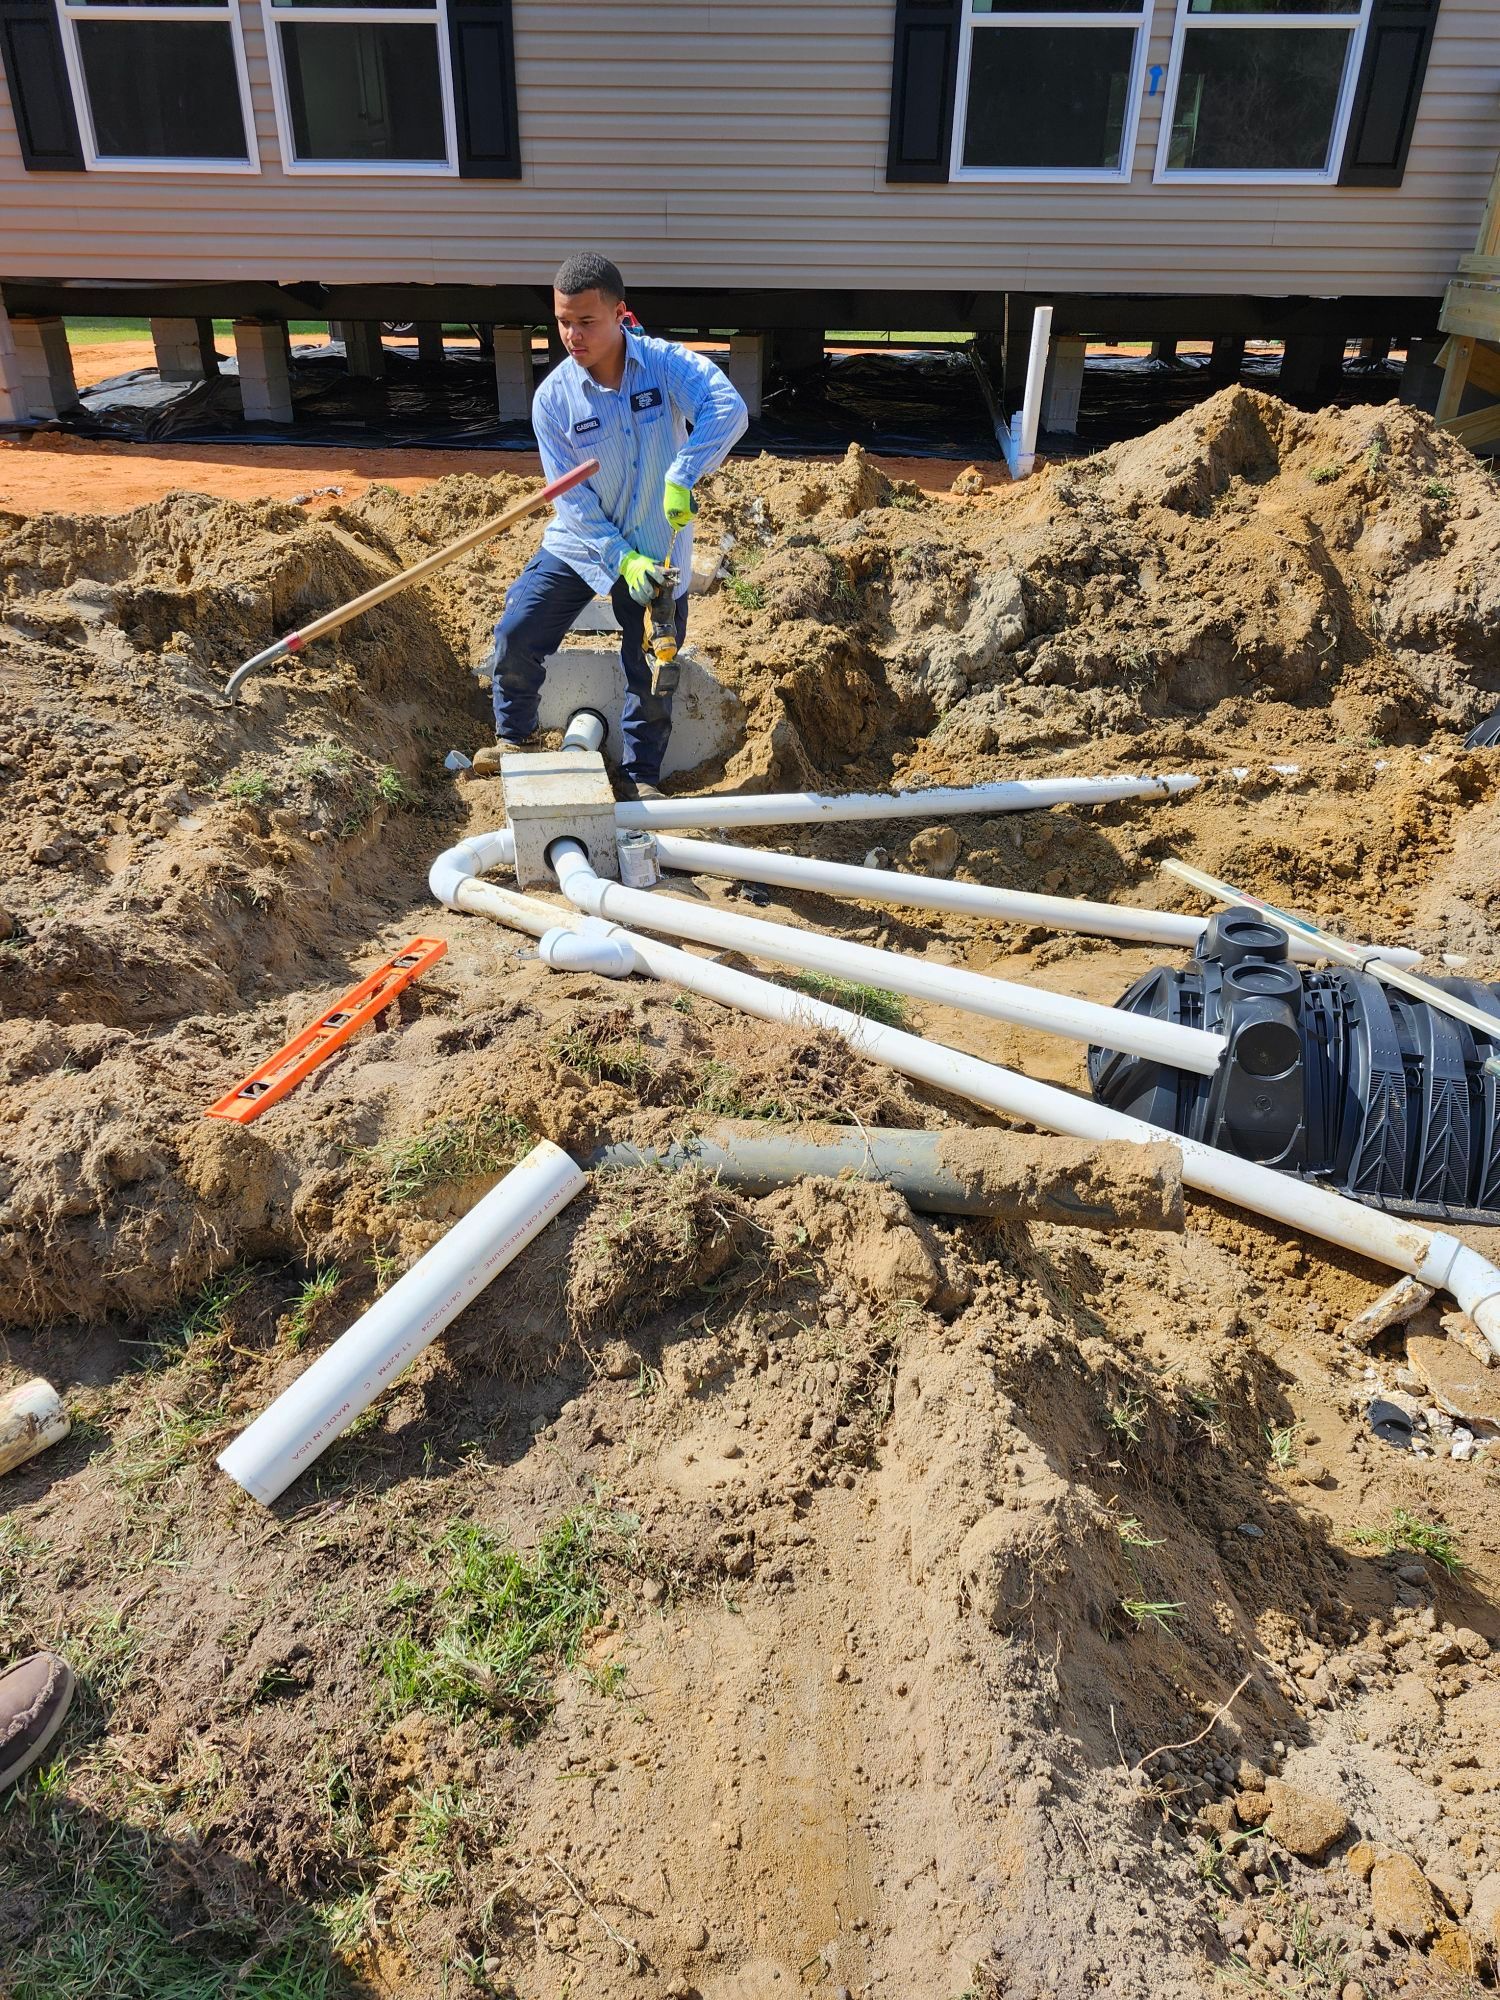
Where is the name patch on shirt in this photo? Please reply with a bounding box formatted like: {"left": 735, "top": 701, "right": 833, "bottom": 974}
{"left": 573, "top": 417, "right": 601, "bottom": 435}
{"left": 630, "top": 387, "right": 664, "bottom": 412}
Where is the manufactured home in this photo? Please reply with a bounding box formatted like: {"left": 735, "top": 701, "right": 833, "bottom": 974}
{"left": 0, "top": 0, "right": 1495, "bottom": 425}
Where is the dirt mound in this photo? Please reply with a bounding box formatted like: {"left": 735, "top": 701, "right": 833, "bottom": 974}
{"left": 5, "top": 403, "right": 1500, "bottom": 2000}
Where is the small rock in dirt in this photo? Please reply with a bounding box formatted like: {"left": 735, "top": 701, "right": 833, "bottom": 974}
{"left": 1340, "top": 1985, "right": 1365, "bottom": 2000}
{"left": 1467, "top": 1872, "right": 1500, "bottom": 1949}
{"left": 907, "top": 824, "right": 959, "bottom": 878}
{"left": 862, "top": 846, "right": 891, "bottom": 871}
{"left": 1236, "top": 1521, "right": 1264, "bottom": 1538}
{"left": 0, "top": 908, "right": 13, "bottom": 939}
{"left": 599, "top": 1339, "right": 639, "bottom": 1379}
{"left": 1199, "top": 1800, "right": 1237, "bottom": 1837}
{"left": 1347, "top": 1843, "right": 1379, "bottom": 1883}
{"left": 1431, "top": 1929, "right": 1484, "bottom": 1979}
{"left": 1428, "top": 1871, "right": 1470, "bottom": 1917}
{"left": 1236, "top": 1791, "right": 1273, "bottom": 1829}
{"left": 1263, "top": 1779, "right": 1348, "bottom": 1860}
{"left": 951, "top": 464, "right": 986, "bottom": 497}
{"left": 1405, "top": 1333, "right": 1500, "bottom": 1426}
{"left": 1455, "top": 1626, "right": 1489, "bottom": 1660}
{"left": 676, "top": 1916, "right": 709, "bottom": 1952}
{"left": 1237, "top": 1761, "right": 1266, "bottom": 1791}
{"left": 1396, "top": 1562, "right": 1429, "bottom": 1586}
{"left": 641, "top": 1577, "right": 666, "bottom": 1606}
{"left": 1369, "top": 1853, "right": 1441, "bottom": 1940}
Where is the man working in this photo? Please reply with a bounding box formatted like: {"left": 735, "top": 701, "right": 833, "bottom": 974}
{"left": 477, "top": 252, "right": 749, "bottom": 798}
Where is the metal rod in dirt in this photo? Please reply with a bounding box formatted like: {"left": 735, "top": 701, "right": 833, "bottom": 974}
{"left": 224, "top": 458, "right": 600, "bottom": 702}
{"left": 589, "top": 1124, "right": 1184, "bottom": 1230}
{"left": 1162, "top": 857, "right": 1500, "bottom": 1042}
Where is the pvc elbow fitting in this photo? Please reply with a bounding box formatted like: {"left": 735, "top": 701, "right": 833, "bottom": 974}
{"left": 538, "top": 921, "right": 636, "bottom": 978}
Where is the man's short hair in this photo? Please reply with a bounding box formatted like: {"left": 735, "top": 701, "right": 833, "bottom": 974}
{"left": 554, "top": 251, "right": 624, "bottom": 302}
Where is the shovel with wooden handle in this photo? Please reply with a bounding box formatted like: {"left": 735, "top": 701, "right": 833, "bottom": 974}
{"left": 224, "top": 458, "right": 600, "bottom": 702}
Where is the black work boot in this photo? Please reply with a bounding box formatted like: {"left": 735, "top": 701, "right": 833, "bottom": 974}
{"left": 0, "top": 1652, "right": 75, "bottom": 1791}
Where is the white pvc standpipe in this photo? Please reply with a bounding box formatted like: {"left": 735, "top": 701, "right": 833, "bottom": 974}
{"left": 217, "top": 1140, "right": 586, "bottom": 1505}
{"left": 548, "top": 841, "right": 1225, "bottom": 1076}
{"left": 613, "top": 772, "right": 1199, "bottom": 833}
{"left": 562, "top": 710, "right": 607, "bottom": 753}
{"left": 436, "top": 874, "right": 1500, "bottom": 1352}
{"left": 1016, "top": 303, "right": 1054, "bottom": 470}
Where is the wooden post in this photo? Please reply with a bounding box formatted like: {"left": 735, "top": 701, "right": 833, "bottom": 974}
{"left": 0, "top": 1379, "right": 69, "bottom": 1477}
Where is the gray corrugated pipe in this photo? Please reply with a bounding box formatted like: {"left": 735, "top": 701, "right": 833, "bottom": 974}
{"left": 590, "top": 1124, "right": 1185, "bottom": 1230}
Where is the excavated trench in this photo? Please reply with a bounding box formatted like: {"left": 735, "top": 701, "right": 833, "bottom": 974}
{"left": 3, "top": 390, "right": 1500, "bottom": 2000}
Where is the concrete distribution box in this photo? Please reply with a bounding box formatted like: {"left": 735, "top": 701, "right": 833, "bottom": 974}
{"left": 501, "top": 748, "right": 620, "bottom": 890}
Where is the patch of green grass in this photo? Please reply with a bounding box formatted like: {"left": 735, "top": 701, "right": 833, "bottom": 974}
{"left": 115, "top": 1386, "right": 236, "bottom": 1491}
{"left": 381, "top": 1508, "right": 633, "bottom": 1735}
{"left": 582, "top": 1659, "right": 629, "bottom": 1697}
{"left": 369, "top": 1247, "right": 404, "bottom": 1293}
{"left": 1424, "top": 478, "right": 1453, "bottom": 503}
{"left": 372, "top": 763, "right": 412, "bottom": 809}
{"left": 142, "top": 1264, "right": 257, "bottom": 1369}
{"left": 5, "top": 1813, "right": 348, "bottom": 2000}
{"left": 1266, "top": 1420, "right": 1302, "bottom": 1471}
{"left": 1121, "top": 1598, "right": 1184, "bottom": 1633}
{"left": 630, "top": 1362, "right": 663, "bottom": 1400}
{"left": 550, "top": 1020, "right": 653, "bottom": 1087}
{"left": 786, "top": 970, "right": 910, "bottom": 1028}
{"left": 727, "top": 577, "right": 765, "bottom": 612}
{"left": 1105, "top": 1388, "right": 1148, "bottom": 1449}
{"left": 1349, "top": 1508, "right": 1463, "bottom": 1574}
{"left": 284, "top": 1268, "right": 341, "bottom": 1352}
{"left": 692, "top": 1058, "right": 793, "bottom": 1123}
{"left": 1114, "top": 1516, "right": 1163, "bottom": 1550}
{"left": 219, "top": 771, "right": 274, "bottom": 805}
{"left": 1365, "top": 429, "right": 1389, "bottom": 475}
{"left": 364, "top": 1106, "right": 530, "bottom": 1205}
{"left": 1307, "top": 463, "right": 1343, "bottom": 485}
{"left": 291, "top": 738, "right": 356, "bottom": 786}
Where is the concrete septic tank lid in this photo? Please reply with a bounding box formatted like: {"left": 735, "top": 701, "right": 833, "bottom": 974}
{"left": 536, "top": 646, "right": 746, "bottom": 780}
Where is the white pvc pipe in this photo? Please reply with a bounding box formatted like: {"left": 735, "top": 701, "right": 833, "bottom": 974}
{"left": 1017, "top": 303, "right": 1054, "bottom": 466}
{"left": 217, "top": 1140, "right": 586, "bottom": 1504}
{"left": 613, "top": 772, "right": 1199, "bottom": 832}
{"left": 650, "top": 833, "right": 1424, "bottom": 966}
{"left": 439, "top": 877, "right": 1500, "bottom": 1353}
{"left": 548, "top": 840, "right": 1225, "bottom": 1076}
{"left": 563, "top": 710, "right": 607, "bottom": 753}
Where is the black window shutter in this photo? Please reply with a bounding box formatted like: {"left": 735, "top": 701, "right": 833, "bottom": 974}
{"left": 886, "top": 0, "right": 961, "bottom": 183}
{"left": 0, "top": 0, "right": 83, "bottom": 171}
{"left": 1339, "top": 0, "right": 1441, "bottom": 187}
{"left": 447, "top": 0, "right": 520, "bottom": 179}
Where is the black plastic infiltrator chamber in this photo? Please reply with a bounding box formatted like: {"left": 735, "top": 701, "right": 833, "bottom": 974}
{"left": 1089, "top": 914, "right": 1500, "bottom": 1222}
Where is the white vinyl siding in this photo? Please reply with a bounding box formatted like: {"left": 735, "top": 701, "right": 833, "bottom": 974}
{"left": 0, "top": 0, "right": 1492, "bottom": 298}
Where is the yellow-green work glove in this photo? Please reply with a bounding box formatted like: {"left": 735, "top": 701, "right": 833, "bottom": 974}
{"left": 619, "top": 549, "right": 669, "bottom": 606}
{"left": 663, "top": 479, "right": 696, "bottom": 532}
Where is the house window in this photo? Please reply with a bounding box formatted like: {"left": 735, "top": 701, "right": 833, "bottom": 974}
{"left": 1157, "top": 0, "right": 1372, "bottom": 180}
{"left": 263, "top": 0, "right": 457, "bottom": 173}
{"left": 54, "top": 0, "right": 257, "bottom": 171}
{"left": 953, "top": 0, "right": 1155, "bottom": 180}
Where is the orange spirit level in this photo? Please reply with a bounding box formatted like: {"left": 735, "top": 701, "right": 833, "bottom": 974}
{"left": 205, "top": 937, "right": 448, "bottom": 1125}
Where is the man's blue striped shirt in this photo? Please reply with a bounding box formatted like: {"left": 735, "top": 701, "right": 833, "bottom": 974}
{"left": 533, "top": 329, "right": 749, "bottom": 598}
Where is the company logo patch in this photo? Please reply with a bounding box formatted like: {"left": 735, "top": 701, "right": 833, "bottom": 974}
{"left": 573, "top": 417, "right": 601, "bottom": 435}
{"left": 630, "top": 387, "right": 664, "bottom": 412}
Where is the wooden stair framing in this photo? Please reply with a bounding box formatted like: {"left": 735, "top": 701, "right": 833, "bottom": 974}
{"left": 1435, "top": 150, "right": 1500, "bottom": 448}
